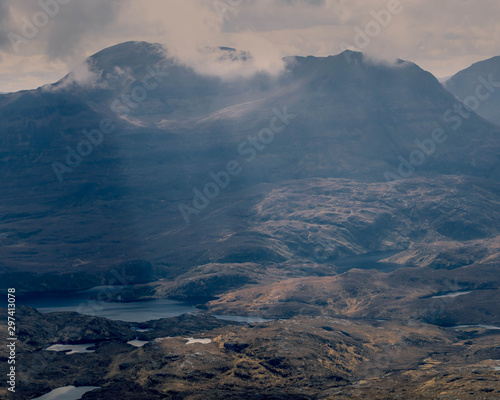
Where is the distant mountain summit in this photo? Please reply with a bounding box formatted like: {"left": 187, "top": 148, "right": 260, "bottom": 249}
{"left": 3, "top": 42, "right": 499, "bottom": 180}
{"left": 444, "top": 55, "right": 500, "bottom": 125}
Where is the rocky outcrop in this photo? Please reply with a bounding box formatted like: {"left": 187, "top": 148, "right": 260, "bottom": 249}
{"left": 1, "top": 309, "right": 499, "bottom": 399}
{"left": 206, "top": 263, "right": 500, "bottom": 325}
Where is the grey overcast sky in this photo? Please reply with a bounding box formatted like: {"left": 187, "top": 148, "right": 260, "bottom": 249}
{"left": 0, "top": 0, "right": 499, "bottom": 93}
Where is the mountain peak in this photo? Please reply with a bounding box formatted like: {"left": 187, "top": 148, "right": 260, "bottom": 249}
{"left": 445, "top": 54, "right": 500, "bottom": 125}
{"left": 87, "top": 41, "right": 167, "bottom": 73}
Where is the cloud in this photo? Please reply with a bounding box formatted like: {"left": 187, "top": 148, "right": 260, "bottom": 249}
{"left": 2, "top": 0, "right": 125, "bottom": 59}
{"left": 0, "top": 0, "right": 13, "bottom": 50}
{"left": 44, "top": 59, "right": 108, "bottom": 91}
{"left": 0, "top": 0, "right": 127, "bottom": 91}
{"left": 110, "top": 0, "right": 290, "bottom": 78}
{"left": 280, "top": 0, "right": 326, "bottom": 5}
{"left": 1, "top": 0, "right": 500, "bottom": 91}
{"left": 45, "top": 0, "right": 123, "bottom": 60}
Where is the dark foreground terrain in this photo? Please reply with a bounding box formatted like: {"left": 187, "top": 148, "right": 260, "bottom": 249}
{"left": 0, "top": 306, "right": 499, "bottom": 400}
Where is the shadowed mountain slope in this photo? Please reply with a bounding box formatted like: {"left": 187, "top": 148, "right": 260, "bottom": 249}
{"left": 1, "top": 42, "right": 500, "bottom": 290}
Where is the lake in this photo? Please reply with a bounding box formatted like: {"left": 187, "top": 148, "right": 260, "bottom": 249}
{"left": 333, "top": 250, "right": 408, "bottom": 273}
{"left": 454, "top": 324, "right": 500, "bottom": 330}
{"left": 212, "top": 314, "right": 274, "bottom": 323}
{"left": 431, "top": 291, "right": 472, "bottom": 299}
{"left": 19, "top": 286, "right": 199, "bottom": 322}
{"left": 18, "top": 250, "right": 407, "bottom": 323}
{"left": 19, "top": 286, "right": 271, "bottom": 323}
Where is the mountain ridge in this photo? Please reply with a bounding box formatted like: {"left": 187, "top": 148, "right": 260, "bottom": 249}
{"left": 444, "top": 54, "right": 500, "bottom": 125}
{"left": 1, "top": 41, "right": 500, "bottom": 292}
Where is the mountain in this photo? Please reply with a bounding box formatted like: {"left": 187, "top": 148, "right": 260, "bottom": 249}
{"left": 1, "top": 41, "right": 500, "bottom": 291}
{"left": 2, "top": 41, "right": 500, "bottom": 400}
{"left": 444, "top": 55, "right": 500, "bottom": 125}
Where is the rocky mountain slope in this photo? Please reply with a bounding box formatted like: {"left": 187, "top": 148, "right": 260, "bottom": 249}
{"left": 206, "top": 262, "right": 500, "bottom": 325}
{"left": 1, "top": 42, "right": 500, "bottom": 399}
{"left": 445, "top": 55, "right": 500, "bottom": 125}
{"left": 1, "top": 42, "right": 500, "bottom": 291}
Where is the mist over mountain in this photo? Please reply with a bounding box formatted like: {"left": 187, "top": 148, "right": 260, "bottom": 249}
{"left": 2, "top": 41, "right": 500, "bottom": 400}
{"left": 1, "top": 41, "right": 500, "bottom": 290}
